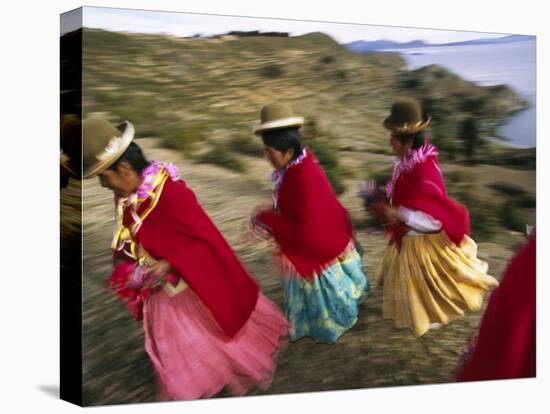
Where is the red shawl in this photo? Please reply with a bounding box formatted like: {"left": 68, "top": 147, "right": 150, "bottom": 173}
{"left": 116, "top": 178, "right": 259, "bottom": 339}
{"left": 255, "top": 148, "right": 352, "bottom": 279}
{"left": 389, "top": 148, "right": 470, "bottom": 248}
{"left": 458, "top": 232, "right": 536, "bottom": 381}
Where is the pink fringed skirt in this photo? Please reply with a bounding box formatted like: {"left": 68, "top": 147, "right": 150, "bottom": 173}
{"left": 142, "top": 287, "right": 289, "bottom": 401}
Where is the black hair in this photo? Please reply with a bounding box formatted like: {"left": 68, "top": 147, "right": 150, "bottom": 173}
{"left": 261, "top": 127, "right": 303, "bottom": 160}
{"left": 108, "top": 141, "right": 149, "bottom": 175}
{"left": 393, "top": 130, "right": 425, "bottom": 150}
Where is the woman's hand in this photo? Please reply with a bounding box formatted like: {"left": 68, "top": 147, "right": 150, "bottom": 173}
{"left": 385, "top": 206, "right": 403, "bottom": 227}
{"left": 238, "top": 204, "right": 273, "bottom": 244}
{"left": 386, "top": 206, "right": 403, "bottom": 226}
{"left": 251, "top": 204, "right": 274, "bottom": 230}
{"left": 359, "top": 180, "right": 387, "bottom": 209}
{"left": 144, "top": 259, "right": 172, "bottom": 288}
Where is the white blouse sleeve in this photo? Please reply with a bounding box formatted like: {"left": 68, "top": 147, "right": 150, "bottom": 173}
{"left": 397, "top": 206, "right": 442, "bottom": 233}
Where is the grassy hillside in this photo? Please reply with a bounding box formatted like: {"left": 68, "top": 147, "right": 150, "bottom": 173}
{"left": 82, "top": 30, "right": 395, "bottom": 148}
{"left": 82, "top": 29, "right": 525, "bottom": 153}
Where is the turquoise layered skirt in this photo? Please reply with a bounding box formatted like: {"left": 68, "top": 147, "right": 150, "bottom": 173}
{"left": 282, "top": 241, "right": 369, "bottom": 343}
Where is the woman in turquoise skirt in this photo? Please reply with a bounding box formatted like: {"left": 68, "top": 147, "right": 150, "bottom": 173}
{"left": 251, "top": 103, "right": 369, "bottom": 343}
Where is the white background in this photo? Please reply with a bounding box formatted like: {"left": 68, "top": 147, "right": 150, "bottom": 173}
{"left": 1, "top": 0, "right": 547, "bottom": 412}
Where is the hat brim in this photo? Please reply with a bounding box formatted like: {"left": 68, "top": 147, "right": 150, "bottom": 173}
{"left": 253, "top": 116, "right": 304, "bottom": 135}
{"left": 60, "top": 154, "right": 79, "bottom": 178}
{"left": 83, "top": 121, "right": 135, "bottom": 179}
{"left": 383, "top": 116, "right": 431, "bottom": 134}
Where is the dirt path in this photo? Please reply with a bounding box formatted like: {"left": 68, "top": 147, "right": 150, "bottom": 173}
{"left": 77, "top": 139, "right": 513, "bottom": 405}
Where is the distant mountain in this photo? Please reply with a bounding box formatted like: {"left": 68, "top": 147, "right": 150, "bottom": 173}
{"left": 443, "top": 34, "right": 534, "bottom": 47}
{"left": 346, "top": 39, "right": 429, "bottom": 52}
{"left": 346, "top": 34, "right": 534, "bottom": 53}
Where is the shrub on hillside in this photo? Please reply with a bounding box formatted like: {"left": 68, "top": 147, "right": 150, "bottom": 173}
{"left": 302, "top": 118, "right": 346, "bottom": 195}
{"left": 451, "top": 190, "right": 500, "bottom": 241}
{"left": 195, "top": 146, "right": 246, "bottom": 173}
{"left": 498, "top": 204, "right": 528, "bottom": 233}
{"left": 489, "top": 182, "right": 527, "bottom": 197}
{"left": 159, "top": 121, "right": 207, "bottom": 152}
{"left": 516, "top": 194, "right": 536, "bottom": 209}
{"left": 320, "top": 55, "right": 335, "bottom": 64}
{"left": 260, "top": 64, "right": 284, "bottom": 79}
{"left": 229, "top": 133, "right": 264, "bottom": 157}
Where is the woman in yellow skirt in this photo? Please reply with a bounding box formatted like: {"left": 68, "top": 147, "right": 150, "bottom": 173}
{"left": 362, "top": 98, "right": 499, "bottom": 337}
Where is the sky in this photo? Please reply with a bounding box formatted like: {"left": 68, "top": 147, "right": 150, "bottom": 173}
{"left": 73, "top": 6, "right": 510, "bottom": 44}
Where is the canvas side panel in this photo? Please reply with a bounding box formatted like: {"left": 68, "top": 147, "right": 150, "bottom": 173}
{"left": 60, "top": 7, "right": 83, "bottom": 407}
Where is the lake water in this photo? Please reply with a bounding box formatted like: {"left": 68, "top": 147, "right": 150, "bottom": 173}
{"left": 386, "top": 40, "right": 536, "bottom": 148}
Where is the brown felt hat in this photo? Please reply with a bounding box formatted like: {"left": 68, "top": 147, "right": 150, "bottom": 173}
{"left": 82, "top": 117, "right": 135, "bottom": 179}
{"left": 253, "top": 103, "right": 304, "bottom": 135}
{"left": 383, "top": 97, "right": 431, "bottom": 134}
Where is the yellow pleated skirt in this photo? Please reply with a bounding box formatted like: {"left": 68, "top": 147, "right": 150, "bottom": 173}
{"left": 378, "top": 231, "right": 499, "bottom": 337}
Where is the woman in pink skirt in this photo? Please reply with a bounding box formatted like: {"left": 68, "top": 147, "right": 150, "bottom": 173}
{"left": 83, "top": 117, "right": 289, "bottom": 401}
